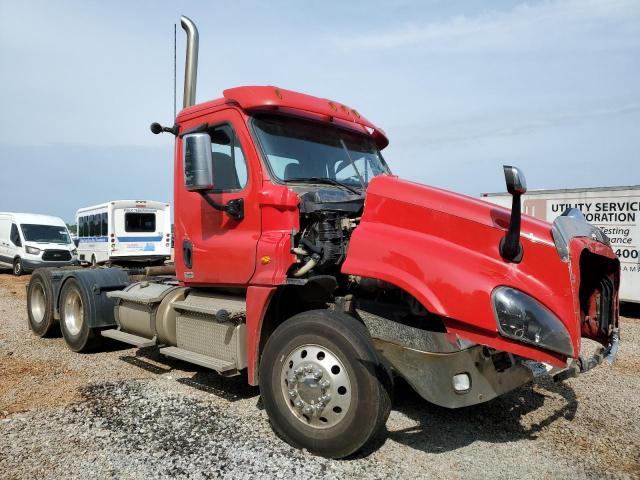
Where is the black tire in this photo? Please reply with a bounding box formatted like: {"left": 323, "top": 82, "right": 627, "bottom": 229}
{"left": 13, "top": 257, "right": 23, "bottom": 276}
{"left": 58, "top": 278, "right": 100, "bottom": 352}
{"left": 27, "top": 271, "right": 58, "bottom": 337}
{"left": 259, "top": 309, "right": 392, "bottom": 459}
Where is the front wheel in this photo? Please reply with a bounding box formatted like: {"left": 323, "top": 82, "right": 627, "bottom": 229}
{"left": 259, "top": 310, "right": 392, "bottom": 459}
{"left": 13, "top": 257, "right": 23, "bottom": 276}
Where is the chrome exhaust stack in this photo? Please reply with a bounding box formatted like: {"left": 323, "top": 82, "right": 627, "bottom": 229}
{"left": 180, "top": 15, "right": 199, "bottom": 108}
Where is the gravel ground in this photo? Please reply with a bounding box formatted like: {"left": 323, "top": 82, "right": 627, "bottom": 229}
{"left": 1, "top": 271, "right": 639, "bottom": 479}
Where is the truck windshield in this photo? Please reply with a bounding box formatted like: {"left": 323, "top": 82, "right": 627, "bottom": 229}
{"left": 21, "top": 224, "right": 71, "bottom": 244}
{"left": 252, "top": 115, "right": 390, "bottom": 189}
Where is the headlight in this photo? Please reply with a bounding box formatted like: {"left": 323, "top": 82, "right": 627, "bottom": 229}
{"left": 492, "top": 287, "right": 573, "bottom": 357}
{"left": 25, "top": 246, "right": 41, "bottom": 255}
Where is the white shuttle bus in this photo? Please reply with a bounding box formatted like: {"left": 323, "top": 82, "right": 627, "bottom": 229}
{"left": 76, "top": 200, "right": 171, "bottom": 266}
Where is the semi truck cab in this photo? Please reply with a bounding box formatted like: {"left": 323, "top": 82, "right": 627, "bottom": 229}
{"left": 27, "top": 15, "right": 620, "bottom": 459}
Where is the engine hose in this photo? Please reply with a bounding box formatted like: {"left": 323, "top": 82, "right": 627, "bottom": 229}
{"left": 293, "top": 253, "right": 320, "bottom": 277}
{"left": 300, "top": 238, "right": 323, "bottom": 255}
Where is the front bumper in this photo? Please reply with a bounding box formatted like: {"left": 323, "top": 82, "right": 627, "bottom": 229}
{"left": 23, "top": 258, "right": 80, "bottom": 271}
{"left": 374, "top": 339, "right": 534, "bottom": 408}
{"left": 551, "top": 327, "right": 619, "bottom": 382}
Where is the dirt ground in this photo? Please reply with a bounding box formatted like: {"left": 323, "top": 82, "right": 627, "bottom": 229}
{"left": 1, "top": 270, "right": 639, "bottom": 479}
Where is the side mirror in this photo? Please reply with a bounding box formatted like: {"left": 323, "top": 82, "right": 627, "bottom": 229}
{"left": 183, "top": 133, "right": 213, "bottom": 191}
{"left": 503, "top": 165, "right": 527, "bottom": 195}
{"left": 500, "top": 165, "right": 527, "bottom": 262}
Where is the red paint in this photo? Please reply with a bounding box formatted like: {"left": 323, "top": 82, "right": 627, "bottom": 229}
{"left": 245, "top": 286, "right": 276, "bottom": 385}
{"left": 342, "top": 175, "right": 619, "bottom": 366}
{"left": 173, "top": 86, "right": 619, "bottom": 373}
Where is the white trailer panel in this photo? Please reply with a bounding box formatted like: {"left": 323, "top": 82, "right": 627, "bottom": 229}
{"left": 481, "top": 186, "right": 640, "bottom": 303}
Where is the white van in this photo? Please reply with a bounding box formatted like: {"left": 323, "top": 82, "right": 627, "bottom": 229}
{"left": 0, "top": 212, "right": 79, "bottom": 275}
{"left": 76, "top": 200, "right": 171, "bottom": 266}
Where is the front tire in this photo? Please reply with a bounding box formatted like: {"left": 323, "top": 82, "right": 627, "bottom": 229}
{"left": 259, "top": 310, "right": 392, "bottom": 458}
{"left": 27, "top": 271, "right": 58, "bottom": 337}
{"left": 59, "top": 278, "right": 100, "bottom": 352}
{"left": 13, "top": 257, "right": 23, "bottom": 276}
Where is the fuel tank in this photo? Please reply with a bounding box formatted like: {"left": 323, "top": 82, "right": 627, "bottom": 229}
{"left": 342, "top": 175, "right": 618, "bottom": 366}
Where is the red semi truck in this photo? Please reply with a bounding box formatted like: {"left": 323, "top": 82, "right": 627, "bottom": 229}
{"left": 26, "top": 16, "right": 620, "bottom": 458}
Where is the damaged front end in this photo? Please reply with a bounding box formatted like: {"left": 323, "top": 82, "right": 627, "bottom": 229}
{"left": 551, "top": 208, "right": 620, "bottom": 377}
{"left": 358, "top": 306, "right": 533, "bottom": 408}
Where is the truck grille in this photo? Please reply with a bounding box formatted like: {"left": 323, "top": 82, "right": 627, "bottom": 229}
{"left": 597, "top": 277, "right": 615, "bottom": 334}
{"left": 42, "top": 250, "right": 72, "bottom": 261}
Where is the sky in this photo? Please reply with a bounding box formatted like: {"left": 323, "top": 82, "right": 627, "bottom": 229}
{"left": 0, "top": 0, "right": 638, "bottom": 223}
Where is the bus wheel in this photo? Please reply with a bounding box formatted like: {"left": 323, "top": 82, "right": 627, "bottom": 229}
{"left": 27, "top": 271, "right": 58, "bottom": 337}
{"left": 59, "top": 278, "right": 100, "bottom": 352}
{"left": 259, "top": 309, "right": 392, "bottom": 459}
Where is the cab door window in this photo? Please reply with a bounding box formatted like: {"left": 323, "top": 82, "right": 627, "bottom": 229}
{"left": 209, "top": 125, "right": 248, "bottom": 191}
{"left": 10, "top": 224, "right": 22, "bottom": 247}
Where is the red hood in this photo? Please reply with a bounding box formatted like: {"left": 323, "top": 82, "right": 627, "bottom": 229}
{"left": 365, "top": 176, "right": 555, "bottom": 246}
{"left": 343, "top": 175, "right": 581, "bottom": 366}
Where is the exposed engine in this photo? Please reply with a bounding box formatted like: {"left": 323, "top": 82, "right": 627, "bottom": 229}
{"left": 289, "top": 188, "right": 361, "bottom": 277}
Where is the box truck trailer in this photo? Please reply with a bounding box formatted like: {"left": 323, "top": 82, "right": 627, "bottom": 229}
{"left": 482, "top": 186, "right": 638, "bottom": 303}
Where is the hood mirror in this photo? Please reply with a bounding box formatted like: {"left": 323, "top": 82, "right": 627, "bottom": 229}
{"left": 503, "top": 165, "right": 527, "bottom": 195}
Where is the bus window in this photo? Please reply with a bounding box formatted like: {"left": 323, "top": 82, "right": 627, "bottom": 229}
{"left": 125, "top": 213, "right": 156, "bottom": 232}
{"left": 101, "top": 213, "right": 108, "bottom": 236}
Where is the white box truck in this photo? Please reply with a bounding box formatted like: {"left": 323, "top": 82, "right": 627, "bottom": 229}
{"left": 76, "top": 200, "right": 171, "bottom": 266}
{"left": 481, "top": 186, "right": 639, "bottom": 303}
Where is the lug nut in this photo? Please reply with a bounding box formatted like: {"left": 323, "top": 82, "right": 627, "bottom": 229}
{"left": 288, "top": 390, "right": 297, "bottom": 399}
{"left": 321, "top": 394, "right": 331, "bottom": 403}
{"left": 303, "top": 405, "right": 314, "bottom": 415}
{"left": 320, "top": 380, "right": 330, "bottom": 389}
{"left": 313, "top": 369, "right": 323, "bottom": 380}
{"left": 294, "top": 400, "right": 303, "bottom": 409}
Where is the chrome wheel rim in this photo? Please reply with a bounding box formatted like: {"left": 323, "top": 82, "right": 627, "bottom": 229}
{"left": 14, "top": 260, "right": 21, "bottom": 275}
{"left": 280, "top": 343, "right": 352, "bottom": 429}
{"left": 30, "top": 283, "right": 46, "bottom": 324}
{"left": 63, "top": 289, "right": 83, "bottom": 336}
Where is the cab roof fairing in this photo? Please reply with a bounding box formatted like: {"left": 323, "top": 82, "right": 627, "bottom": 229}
{"left": 176, "top": 86, "right": 389, "bottom": 150}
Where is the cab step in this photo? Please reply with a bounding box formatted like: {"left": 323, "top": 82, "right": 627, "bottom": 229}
{"left": 101, "top": 329, "right": 156, "bottom": 347}
{"left": 159, "top": 346, "right": 236, "bottom": 373}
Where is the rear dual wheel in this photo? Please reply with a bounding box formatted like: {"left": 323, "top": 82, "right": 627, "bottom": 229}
{"left": 59, "top": 278, "right": 100, "bottom": 352}
{"left": 259, "top": 310, "right": 392, "bottom": 459}
{"left": 27, "top": 271, "right": 57, "bottom": 337}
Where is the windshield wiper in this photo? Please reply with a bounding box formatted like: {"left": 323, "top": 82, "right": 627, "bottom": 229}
{"left": 285, "top": 177, "right": 361, "bottom": 196}
{"left": 339, "top": 139, "right": 366, "bottom": 190}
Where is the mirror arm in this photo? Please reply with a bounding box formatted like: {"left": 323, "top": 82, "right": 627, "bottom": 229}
{"left": 150, "top": 122, "right": 179, "bottom": 136}
{"left": 199, "top": 193, "right": 244, "bottom": 220}
{"left": 499, "top": 192, "right": 523, "bottom": 262}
